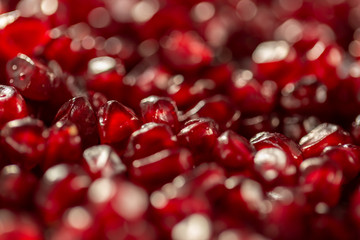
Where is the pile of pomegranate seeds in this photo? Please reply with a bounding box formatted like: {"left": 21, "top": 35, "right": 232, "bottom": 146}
{"left": 2, "top": 0, "right": 360, "bottom": 239}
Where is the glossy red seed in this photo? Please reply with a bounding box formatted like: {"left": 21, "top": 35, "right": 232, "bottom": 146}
{"left": 86, "top": 56, "right": 125, "bottom": 102}
{"left": 0, "top": 165, "right": 37, "bottom": 209}
{"left": 123, "top": 123, "right": 177, "bottom": 165}
{"left": 83, "top": 144, "right": 126, "bottom": 179}
{"left": 130, "top": 148, "right": 193, "bottom": 190}
{"left": 35, "top": 164, "right": 91, "bottom": 224}
{"left": 214, "top": 130, "right": 254, "bottom": 170}
{"left": 238, "top": 114, "right": 280, "bottom": 139}
{"left": 300, "top": 123, "right": 352, "bottom": 158}
{"left": 87, "top": 178, "right": 148, "bottom": 224}
{"left": 161, "top": 31, "right": 213, "bottom": 72}
{"left": 281, "top": 115, "right": 320, "bottom": 142}
{"left": 252, "top": 40, "right": 301, "bottom": 88}
{"left": 251, "top": 132, "right": 303, "bottom": 167}
{"left": 321, "top": 144, "right": 360, "bottom": 183}
{"left": 0, "top": 16, "right": 49, "bottom": 58}
{"left": 299, "top": 157, "right": 343, "bottom": 207}
{"left": 0, "top": 210, "right": 43, "bottom": 240}
{"left": 252, "top": 147, "right": 298, "bottom": 189}
{"left": 150, "top": 193, "right": 211, "bottom": 238}
{"left": 97, "top": 100, "right": 141, "bottom": 151}
{"left": 221, "top": 176, "right": 266, "bottom": 226}
{"left": 0, "top": 85, "right": 28, "bottom": 128}
{"left": 280, "top": 75, "right": 329, "bottom": 116}
{"left": 54, "top": 96, "right": 99, "bottom": 149}
{"left": 43, "top": 121, "right": 82, "bottom": 170}
{"left": 228, "top": 70, "right": 277, "bottom": 117}
{"left": 1, "top": 117, "right": 47, "bottom": 170}
{"left": 185, "top": 95, "right": 241, "bottom": 131}
{"left": 140, "top": 96, "right": 180, "bottom": 132}
{"left": 177, "top": 118, "right": 219, "bottom": 164}
{"left": 351, "top": 114, "right": 360, "bottom": 145}
{"left": 6, "top": 54, "right": 55, "bottom": 101}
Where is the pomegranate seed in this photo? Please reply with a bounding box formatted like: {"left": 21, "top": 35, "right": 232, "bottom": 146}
{"left": 251, "top": 132, "right": 303, "bottom": 167}
{"left": 83, "top": 144, "right": 126, "bottom": 179}
{"left": 140, "top": 96, "right": 180, "bottom": 132}
{"left": 130, "top": 148, "right": 194, "bottom": 190}
{"left": 0, "top": 16, "right": 49, "bottom": 58}
{"left": 321, "top": 144, "right": 360, "bottom": 183}
{"left": 238, "top": 114, "right": 280, "bottom": 139}
{"left": 299, "top": 157, "right": 343, "bottom": 207}
{"left": 252, "top": 40, "right": 301, "bottom": 87}
{"left": 214, "top": 130, "right": 254, "bottom": 171}
{"left": 87, "top": 178, "right": 148, "bottom": 226}
{"left": 0, "top": 85, "right": 28, "bottom": 128}
{"left": 177, "top": 118, "right": 219, "bottom": 164}
{"left": 0, "top": 165, "right": 38, "bottom": 209}
{"left": 280, "top": 75, "right": 329, "bottom": 117}
{"left": 185, "top": 95, "right": 241, "bottom": 131}
{"left": 299, "top": 123, "right": 352, "bottom": 158}
{"left": 123, "top": 123, "right": 177, "bottom": 165}
{"left": 54, "top": 96, "right": 99, "bottom": 149}
{"left": 228, "top": 70, "right": 277, "bottom": 117}
{"left": 1, "top": 117, "right": 47, "bottom": 170}
{"left": 43, "top": 121, "right": 82, "bottom": 170}
{"left": 6, "top": 54, "right": 55, "bottom": 101}
{"left": 161, "top": 31, "right": 213, "bottom": 72}
{"left": 97, "top": 100, "right": 141, "bottom": 151}
{"left": 252, "top": 147, "right": 298, "bottom": 189}
{"left": 280, "top": 115, "right": 320, "bottom": 142}
{"left": 86, "top": 56, "right": 125, "bottom": 102}
{"left": 35, "top": 164, "right": 91, "bottom": 224}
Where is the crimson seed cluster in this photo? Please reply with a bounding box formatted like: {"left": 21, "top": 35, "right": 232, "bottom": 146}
{"left": 2, "top": 0, "right": 360, "bottom": 239}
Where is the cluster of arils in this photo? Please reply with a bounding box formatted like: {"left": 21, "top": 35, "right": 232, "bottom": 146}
{"left": 2, "top": 0, "right": 360, "bottom": 239}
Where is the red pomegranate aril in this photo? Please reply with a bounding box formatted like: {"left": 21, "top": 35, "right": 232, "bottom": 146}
{"left": 299, "top": 123, "right": 352, "bottom": 158}
{"left": 238, "top": 114, "right": 280, "bottom": 139}
{"left": 185, "top": 95, "right": 241, "bottom": 131}
{"left": 86, "top": 56, "right": 125, "bottom": 102}
{"left": 221, "top": 176, "right": 266, "bottom": 227}
{"left": 97, "top": 100, "right": 141, "bottom": 151}
{"left": 0, "top": 85, "right": 28, "bottom": 128}
{"left": 43, "top": 121, "right": 82, "bottom": 170}
{"left": 252, "top": 147, "right": 298, "bottom": 189}
{"left": 351, "top": 114, "right": 360, "bottom": 145}
{"left": 122, "top": 64, "right": 171, "bottom": 110}
{"left": 87, "top": 178, "right": 148, "bottom": 224}
{"left": 280, "top": 75, "right": 329, "bottom": 116}
{"left": 161, "top": 31, "right": 213, "bottom": 72}
{"left": 304, "top": 41, "right": 342, "bottom": 90}
{"left": 0, "top": 16, "right": 49, "bottom": 58}
{"left": 0, "top": 164, "right": 38, "bottom": 209}
{"left": 228, "top": 69, "right": 277, "bottom": 117}
{"left": 0, "top": 209, "right": 43, "bottom": 240}
{"left": 150, "top": 193, "right": 211, "bottom": 238}
{"left": 123, "top": 123, "right": 177, "bottom": 165}
{"left": 299, "top": 157, "right": 343, "bottom": 207}
{"left": 35, "top": 164, "right": 91, "bottom": 224}
{"left": 1, "top": 117, "right": 47, "bottom": 170}
{"left": 83, "top": 144, "right": 126, "bottom": 179}
{"left": 54, "top": 96, "right": 99, "bottom": 149}
{"left": 171, "top": 213, "right": 212, "bottom": 240}
{"left": 321, "top": 144, "right": 360, "bottom": 183}
{"left": 177, "top": 118, "right": 219, "bottom": 164}
{"left": 252, "top": 40, "right": 301, "bottom": 87}
{"left": 6, "top": 54, "right": 55, "bottom": 101}
{"left": 250, "top": 132, "right": 303, "bottom": 167}
{"left": 130, "top": 148, "right": 193, "bottom": 190}
{"left": 140, "top": 96, "right": 180, "bottom": 132}
{"left": 214, "top": 130, "right": 254, "bottom": 171}
{"left": 217, "top": 228, "right": 268, "bottom": 240}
